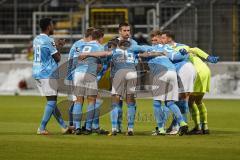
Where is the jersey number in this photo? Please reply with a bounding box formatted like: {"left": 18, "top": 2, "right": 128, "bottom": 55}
{"left": 82, "top": 46, "right": 92, "bottom": 53}
{"left": 34, "top": 45, "right": 41, "bottom": 63}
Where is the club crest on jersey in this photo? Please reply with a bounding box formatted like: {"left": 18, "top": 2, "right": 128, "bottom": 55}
{"left": 51, "top": 41, "right": 56, "bottom": 47}
{"left": 75, "top": 47, "right": 80, "bottom": 53}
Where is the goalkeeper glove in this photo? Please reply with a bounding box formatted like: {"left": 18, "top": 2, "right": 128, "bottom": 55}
{"left": 179, "top": 48, "right": 188, "bottom": 55}
{"left": 207, "top": 56, "right": 219, "bottom": 63}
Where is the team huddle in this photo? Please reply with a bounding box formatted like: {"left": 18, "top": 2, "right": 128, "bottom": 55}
{"left": 32, "top": 18, "right": 219, "bottom": 136}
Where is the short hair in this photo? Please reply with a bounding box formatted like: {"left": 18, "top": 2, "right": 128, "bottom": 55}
{"left": 39, "top": 18, "right": 52, "bottom": 31}
{"left": 118, "top": 40, "right": 131, "bottom": 48}
{"left": 107, "top": 38, "right": 119, "bottom": 49}
{"left": 161, "top": 30, "right": 175, "bottom": 40}
{"left": 118, "top": 22, "right": 130, "bottom": 30}
{"left": 150, "top": 30, "right": 162, "bottom": 38}
{"left": 91, "top": 29, "right": 104, "bottom": 40}
{"left": 85, "top": 27, "right": 95, "bottom": 38}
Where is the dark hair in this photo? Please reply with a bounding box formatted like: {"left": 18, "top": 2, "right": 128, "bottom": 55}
{"left": 118, "top": 22, "right": 130, "bottom": 30}
{"left": 85, "top": 27, "right": 95, "bottom": 38}
{"left": 161, "top": 30, "right": 175, "bottom": 40}
{"left": 150, "top": 30, "right": 162, "bottom": 38}
{"left": 107, "top": 38, "right": 119, "bottom": 49}
{"left": 119, "top": 40, "right": 131, "bottom": 48}
{"left": 91, "top": 29, "right": 104, "bottom": 40}
{"left": 39, "top": 18, "right": 52, "bottom": 31}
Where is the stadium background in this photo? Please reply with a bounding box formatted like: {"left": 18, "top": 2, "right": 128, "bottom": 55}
{"left": 0, "top": 0, "right": 239, "bottom": 97}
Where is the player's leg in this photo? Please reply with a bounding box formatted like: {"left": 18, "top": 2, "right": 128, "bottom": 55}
{"left": 68, "top": 94, "right": 77, "bottom": 128}
{"left": 168, "top": 92, "right": 190, "bottom": 134}
{"left": 195, "top": 93, "right": 209, "bottom": 134}
{"left": 72, "top": 96, "right": 84, "bottom": 135}
{"left": 152, "top": 100, "right": 167, "bottom": 135}
{"left": 188, "top": 94, "right": 202, "bottom": 134}
{"left": 72, "top": 72, "right": 86, "bottom": 134}
{"left": 84, "top": 95, "right": 97, "bottom": 135}
{"left": 109, "top": 69, "right": 125, "bottom": 135}
{"left": 110, "top": 94, "right": 121, "bottom": 135}
{"left": 92, "top": 97, "right": 102, "bottom": 130}
{"left": 91, "top": 97, "right": 109, "bottom": 135}
{"left": 126, "top": 94, "right": 136, "bottom": 136}
{"left": 37, "top": 79, "right": 69, "bottom": 134}
{"left": 125, "top": 70, "right": 138, "bottom": 136}
{"left": 38, "top": 95, "right": 57, "bottom": 135}
{"left": 84, "top": 73, "right": 98, "bottom": 135}
{"left": 168, "top": 62, "right": 196, "bottom": 134}
{"left": 117, "top": 98, "right": 123, "bottom": 133}
{"left": 177, "top": 62, "right": 196, "bottom": 123}
{"left": 152, "top": 71, "right": 184, "bottom": 135}
{"left": 165, "top": 71, "right": 188, "bottom": 135}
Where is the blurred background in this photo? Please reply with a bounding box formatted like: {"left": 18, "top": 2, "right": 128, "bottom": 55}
{"left": 0, "top": 0, "right": 240, "bottom": 98}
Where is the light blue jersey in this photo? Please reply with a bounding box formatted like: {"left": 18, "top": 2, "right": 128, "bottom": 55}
{"left": 67, "top": 39, "right": 85, "bottom": 81}
{"left": 32, "top": 33, "right": 58, "bottom": 79}
{"left": 170, "top": 43, "right": 190, "bottom": 72}
{"left": 130, "top": 44, "right": 188, "bottom": 73}
{"left": 147, "top": 44, "right": 176, "bottom": 75}
{"left": 111, "top": 48, "right": 137, "bottom": 77}
{"left": 73, "top": 40, "right": 104, "bottom": 77}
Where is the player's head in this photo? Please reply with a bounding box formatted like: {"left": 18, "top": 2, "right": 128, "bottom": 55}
{"left": 161, "top": 30, "right": 175, "bottom": 44}
{"left": 91, "top": 28, "right": 104, "bottom": 44}
{"left": 107, "top": 38, "right": 118, "bottom": 51}
{"left": 150, "top": 30, "right": 162, "bottom": 45}
{"left": 118, "top": 22, "right": 131, "bottom": 40}
{"left": 39, "top": 18, "right": 54, "bottom": 35}
{"left": 84, "top": 27, "right": 95, "bottom": 41}
{"left": 118, "top": 40, "right": 131, "bottom": 50}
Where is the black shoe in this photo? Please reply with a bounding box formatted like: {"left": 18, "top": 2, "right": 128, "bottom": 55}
{"left": 178, "top": 125, "right": 188, "bottom": 136}
{"left": 202, "top": 129, "right": 210, "bottom": 134}
{"left": 75, "top": 128, "right": 83, "bottom": 135}
{"left": 166, "top": 126, "right": 172, "bottom": 133}
{"left": 92, "top": 128, "right": 109, "bottom": 135}
{"left": 187, "top": 127, "right": 203, "bottom": 135}
{"left": 83, "top": 129, "right": 92, "bottom": 135}
{"left": 108, "top": 130, "right": 117, "bottom": 136}
{"left": 126, "top": 130, "right": 134, "bottom": 136}
{"left": 81, "top": 123, "right": 86, "bottom": 131}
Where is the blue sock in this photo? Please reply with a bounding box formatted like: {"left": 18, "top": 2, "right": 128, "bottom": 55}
{"left": 68, "top": 103, "right": 74, "bottom": 126}
{"left": 153, "top": 100, "right": 164, "bottom": 128}
{"left": 111, "top": 103, "right": 119, "bottom": 130}
{"left": 39, "top": 101, "right": 56, "bottom": 131}
{"left": 86, "top": 103, "right": 95, "bottom": 131}
{"left": 72, "top": 102, "right": 82, "bottom": 129}
{"left": 117, "top": 100, "right": 123, "bottom": 131}
{"left": 92, "top": 99, "right": 102, "bottom": 129}
{"left": 169, "top": 116, "right": 178, "bottom": 128}
{"left": 53, "top": 106, "right": 67, "bottom": 129}
{"left": 165, "top": 101, "right": 185, "bottom": 125}
{"left": 162, "top": 105, "right": 170, "bottom": 128}
{"left": 176, "top": 100, "right": 189, "bottom": 123}
{"left": 127, "top": 102, "right": 136, "bottom": 130}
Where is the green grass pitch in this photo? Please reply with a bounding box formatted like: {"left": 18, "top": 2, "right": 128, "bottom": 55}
{"left": 0, "top": 96, "right": 240, "bottom": 160}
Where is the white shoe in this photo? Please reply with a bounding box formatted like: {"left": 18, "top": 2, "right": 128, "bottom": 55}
{"left": 37, "top": 128, "right": 49, "bottom": 135}
{"left": 167, "top": 126, "right": 179, "bottom": 135}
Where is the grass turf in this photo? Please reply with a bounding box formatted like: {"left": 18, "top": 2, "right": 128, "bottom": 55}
{"left": 0, "top": 96, "right": 240, "bottom": 160}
